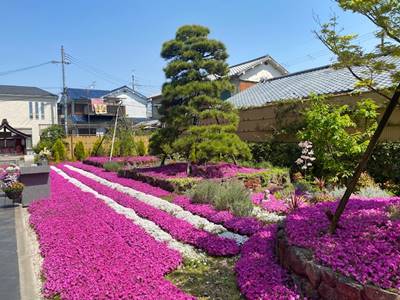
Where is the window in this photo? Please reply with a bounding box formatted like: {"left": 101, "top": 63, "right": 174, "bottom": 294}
{"left": 35, "top": 102, "right": 39, "bottom": 119}
{"left": 40, "top": 102, "right": 45, "bottom": 119}
{"left": 28, "top": 102, "right": 33, "bottom": 119}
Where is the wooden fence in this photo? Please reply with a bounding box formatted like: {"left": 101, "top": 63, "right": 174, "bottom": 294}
{"left": 63, "top": 135, "right": 150, "bottom": 157}
{"left": 236, "top": 91, "right": 400, "bottom": 142}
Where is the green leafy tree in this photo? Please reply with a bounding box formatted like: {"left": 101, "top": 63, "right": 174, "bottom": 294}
{"left": 35, "top": 125, "right": 65, "bottom": 153}
{"left": 298, "top": 95, "right": 378, "bottom": 182}
{"left": 315, "top": 0, "right": 400, "bottom": 232}
{"left": 52, "top": 138, "right": 66, "bottom": 161}
{"left": 73, "top": 141, "right": 86, "bottom": 161}
{"left": 150, "top": 25, "right": 251, "bottom": 172}
{"left": 106, "top": 116, "right": 136, "bottom": 157}
{"left": 136, "top": 139, "right": 147, "bottom": 156}
{"left": 91, "top": 137, "right": 106, "bottom": 156}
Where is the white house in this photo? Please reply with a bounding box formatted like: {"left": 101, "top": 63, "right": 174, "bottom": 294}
{"left": 150, "top": 54, "right": 288, "bottom": 120}
{"left": 0, "top": 85, "right": 58, "bottom": 150}
{"left": 61, "top": 85, "right": 151, "bottom": 136}
{"left": 103, "top": 86, "right": 151, "bottom": 121}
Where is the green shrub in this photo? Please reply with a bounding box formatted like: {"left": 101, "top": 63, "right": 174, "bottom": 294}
{"left": 73, "top": 141, "right": 86, "bottom": 161}
{"left": 167, "top": 178, "right": 200, "bottom": 192}
{"left": 367, "top": 142, "right": 400, "bottom": 187}
{"left": 298, "top": 95, "right": 378, "bottom": 183}
{"left": 52, "top": 139, "right": 66, "bottom": 161}
{"left": 91, "top": 138, "right": 106, "bottom": 156}
{"left": 249, "top": 141, "right": 300, "bottom": 168}
{"left": 356, "top": 186, "right": 392, "bottom": 198}
{"left": 34, "top": 125, "right": 65, "bottom": 153}
{"left": 237, "top": 167, "right": 290, "bottom": 187}
{"left": 103, "top": 161, "right": 124, "bottom": 172}
{"left": 188, "top": 180, "right": 220, "bottom": 204}
{"left": 136, "top": 140, "right": 147, "bottom": 156}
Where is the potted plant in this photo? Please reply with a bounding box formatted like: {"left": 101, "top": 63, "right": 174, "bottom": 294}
{"left": 0, "top": 165, "right": 24, "bottom": 203}
{"left": 3, "top": 181, "right": 24, "bottom": 203}
{"left": 38, "top": 147, "right": 51, "bottom": 165}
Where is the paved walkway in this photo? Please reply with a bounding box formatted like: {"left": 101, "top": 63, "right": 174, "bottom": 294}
{"left": 0, "top": 204, "right": 20, "bottom": 300}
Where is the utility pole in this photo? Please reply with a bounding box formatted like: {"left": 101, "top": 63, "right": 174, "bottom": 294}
{"left": 131, "top": 71, "right": 135, "bottom": 91}
{"left": 109, "top": 100, "right": 123, "bottom": 161}
{"left": 61, "top": 46, "right": 68, "bottom": 136}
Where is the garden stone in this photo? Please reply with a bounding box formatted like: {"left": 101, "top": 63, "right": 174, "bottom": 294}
{"left": 320, "top": 266, "right": 338, "bottom": 288}
{"left": 318, "top": 281, "right": 338, "bottom": 300}
{"left": 306, "top": 261, "right": 322, "bottom": 288}
{"left": 336, "top": 278, "right": 362, "bottom": 300}
{"left": 362, "top": 285, "right": 400, "bottom": 300}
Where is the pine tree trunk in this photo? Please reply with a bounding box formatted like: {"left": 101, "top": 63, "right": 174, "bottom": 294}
{"left": 329, "top": 83, "right": 400, "bottom": 234}
{"left": 160, "top": 155, "right": 166, "bottom": 166}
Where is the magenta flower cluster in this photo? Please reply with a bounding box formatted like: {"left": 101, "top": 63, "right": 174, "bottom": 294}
{"left": 85, "top": 155, "right": 159, "bottom": 167}
{"left": 137, "top": 162, "right": 261, "bottom": 180}
{"left": 29, "top": 171, "right": 193, "bottom": 300}
{"left": 59, "top": 164, "right": 240, "bottom": 256}
{"left": 285, "top": 197, "right": 400, "bottom": 290}
{"left": 71, "top": 162, "right": 171, "bottom": 198}
{"left": 173, "top": 195, "right": 263, "bottom": 236}
{"left": 235, "top": 224, "right": 300, "bottom": 300}
{"left": 251, "top": 192, "right": 289, "bottom": 214}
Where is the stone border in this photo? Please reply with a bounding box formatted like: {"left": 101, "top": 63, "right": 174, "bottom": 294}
{"left": 275, "top": 225, "right": 400, "bottom": 300}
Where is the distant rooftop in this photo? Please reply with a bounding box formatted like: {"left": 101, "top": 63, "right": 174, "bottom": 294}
{"left": 0, "top": 85, "right": 56, "bottom": 97}
{"left": 66, "top": 88, "right": 110, "bottom": 100}
{"left": 228, "top": 55, "right": 288, "bottom": 77}
{"left": 227, "top": 56, "right": 399, "bottom": 109}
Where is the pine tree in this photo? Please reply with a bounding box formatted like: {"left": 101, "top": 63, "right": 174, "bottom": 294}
{"left": 150, "top": 25, "right": 251, "bottom": 171}
{"left": 74, "top": 141, "right": 86, "bottom": 161}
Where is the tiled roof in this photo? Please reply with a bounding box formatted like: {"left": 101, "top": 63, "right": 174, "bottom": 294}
{"left": 0, "top": 85, "right": 56, "bottom": 97}
{"left": 66, "top": 88, "right": 110, "bottom": 100}
{"left": 228, "top": 55, "right": 288, "bottom": 77}
{"left": 227, "top": 56, "right": 399, "bottom": 109}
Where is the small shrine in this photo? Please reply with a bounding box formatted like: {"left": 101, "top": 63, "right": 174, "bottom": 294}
{"left": 0, "top": 119, "right": 32, "bottom": 155}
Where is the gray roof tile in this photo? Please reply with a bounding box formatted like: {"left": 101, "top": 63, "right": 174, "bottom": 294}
{"left": 227, "top": 56, "right": 400, "bottom": 108}
{"left": 0, "top": 85, "right": 56, "bottom": 97}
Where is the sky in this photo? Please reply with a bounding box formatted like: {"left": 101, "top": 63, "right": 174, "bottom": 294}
{"left": 0, "top": 0, "right": 378, "bottom": 97}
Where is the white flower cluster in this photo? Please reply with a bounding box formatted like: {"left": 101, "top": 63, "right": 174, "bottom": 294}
{"left": 38, "top": 147, "right": 51, "bottom": 160}
{"left": 65, "top": 164, "right": 248, "bottom": 245}
{"left": 52, "top": 166, "right": 204, "bottom": 260}
{"left": 252, "top": 206, "right": 285, "bottom": 223}
{"left": 295, "top": 141, "right": 316, "bottom": 170}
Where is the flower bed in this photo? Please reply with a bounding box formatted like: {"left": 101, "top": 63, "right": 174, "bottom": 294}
{"left": 84, "top": 155, "right": 159, "bottom": 168}
{"left": 173, "top": 195, "right": 263, "bottom": 236}
{"left": 120, "top": 162, "right": 267, "bottom": 192}
{"left": 285, "top": 197, "right": 400, "bottom": 290}
{"left": 29, "top": 171, "right": 193, "bottom": 299}
{"left": 70, "top": 162, "right": 171, "bottom": 198}
{"left": 59, "top": 164, "right": 240, "bottom": 256}
{"left": 235, "top": 224, "right": 300, "bottom": 299}
{"left": 251, "top": 192, "right": 289, "bottom": 214}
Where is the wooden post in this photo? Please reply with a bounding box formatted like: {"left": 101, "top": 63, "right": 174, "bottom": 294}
{"left": 329, "top": 83, "right": 400, "bottom": 233}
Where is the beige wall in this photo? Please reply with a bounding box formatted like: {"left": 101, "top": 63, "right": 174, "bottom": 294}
{"left": 0, "top": 96, "right": 58, "bottom": 146}
{"left": 236, "top": 91, "right": 400, "bottom": 142}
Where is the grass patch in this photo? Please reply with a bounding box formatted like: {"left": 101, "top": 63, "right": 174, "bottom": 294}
{"left": 166, "top": 257, "right": 243, "bottom": 299}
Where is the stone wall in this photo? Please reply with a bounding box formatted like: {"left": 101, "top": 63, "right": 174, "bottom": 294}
{"left": 275, "top": 225, "right": 400, "bottom": 300}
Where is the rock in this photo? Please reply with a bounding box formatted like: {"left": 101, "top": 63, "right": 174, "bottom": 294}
{"left": 362, "top": 285, "right": 400, "bottom": 300}
{"left": 336, "top": 278, "right": 362, "bottom": 300}
{"left": 306, "top": 261, "right": 322, "bottom": 288}
{"left": 318, "top": 282, "right": 338, "bottom": 300}
{"left": 320, "top": 266, "right": 337, "bottom": 288}
{"left": 287, "top": 247, "right": 308, "bottom": 276}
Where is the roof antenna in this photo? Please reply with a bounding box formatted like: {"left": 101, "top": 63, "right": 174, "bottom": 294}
{"left": 131, "top": 70, "right": 135, "bottom": 91}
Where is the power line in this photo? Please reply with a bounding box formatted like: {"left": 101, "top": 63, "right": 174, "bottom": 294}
{"left": 0, "top": 61, "right": 56, "bottom": 76}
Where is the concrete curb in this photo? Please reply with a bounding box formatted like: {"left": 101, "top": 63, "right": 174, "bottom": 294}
{"left": 15, "top": 206, "right": 42, "bottom": 300}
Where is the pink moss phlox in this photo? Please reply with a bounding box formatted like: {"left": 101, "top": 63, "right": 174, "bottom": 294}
{"left": 60, "top": 164, "right": 240, "bottom": 256}
{"left": 251, "top": 192, "right": 289, "bottom": 214}
{"left": 173, "top": 195, "right": 263, "bottom": 236}
{"left": 235, "top": 224, "right": 300, "bottom": 299}
{"left": 137, "top": 162, "right": 262, "bottom": 180}
{"left": 71, "top": 162, "right": 171, "bottom": 198}
{"left": 29, "top": 171, "right": 193, "bottom": 299}
{"left": 285, "top": 197, "right": 400, "bottom": 290}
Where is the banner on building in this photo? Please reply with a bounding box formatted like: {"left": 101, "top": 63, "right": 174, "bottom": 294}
{"left": 91, "top": 98, "right": 107, "bottom": 114}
